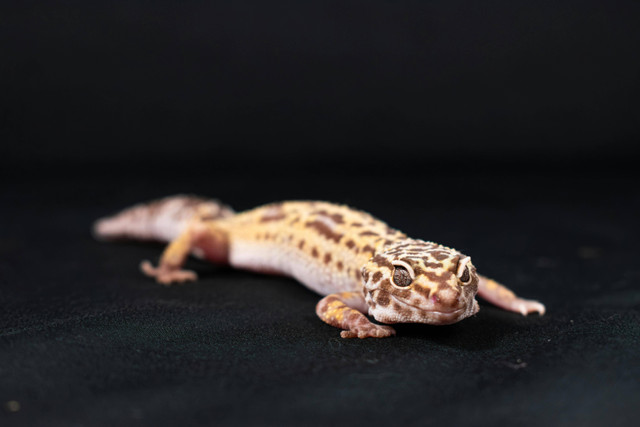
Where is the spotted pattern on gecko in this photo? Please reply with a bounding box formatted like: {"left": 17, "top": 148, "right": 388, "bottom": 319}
{"left": 94, "top": 196, "right": 545, "bottom": 339}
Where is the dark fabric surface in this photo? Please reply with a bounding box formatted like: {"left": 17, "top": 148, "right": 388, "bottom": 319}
{"left": 1, "top": 173, "right": 639, "bottom": 426}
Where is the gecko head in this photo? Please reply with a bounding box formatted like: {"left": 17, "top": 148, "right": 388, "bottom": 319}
{"left": 361, "top": 240, "right": 480, "bottom": 325}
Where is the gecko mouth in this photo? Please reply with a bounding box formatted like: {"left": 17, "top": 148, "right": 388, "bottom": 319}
{"left": 389, "top": 294, "right": 465, "bottom": 316}
{"left": 381, "top": 294, "right": 469, "bottom": 324}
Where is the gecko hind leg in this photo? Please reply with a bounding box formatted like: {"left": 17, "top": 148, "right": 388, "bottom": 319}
{"left": 477, "top": 275, "right": 546, "bottom": 316}
{"left": 141, "top": 211, "right": 229, "bottom": 285}
{"left": 316, "top": 292, "right": 396, "bottom": 339}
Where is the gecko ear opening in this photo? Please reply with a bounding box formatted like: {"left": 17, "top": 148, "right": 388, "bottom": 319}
{"left": 456, "top": 256, "right": 472, "bottom": 284}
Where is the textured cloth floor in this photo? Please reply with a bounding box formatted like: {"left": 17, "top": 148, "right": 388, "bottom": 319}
{"left": 1, "top": 174, "right": 638, "bottom": 426}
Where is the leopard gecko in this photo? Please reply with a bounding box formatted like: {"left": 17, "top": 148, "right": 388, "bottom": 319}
{"left": 93, "top": 196, "right": 545, "bottom": 338}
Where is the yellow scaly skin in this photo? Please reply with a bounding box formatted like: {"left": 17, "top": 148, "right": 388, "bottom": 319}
{"left": 94, "top": 197, "right": 545, "bottom": 339}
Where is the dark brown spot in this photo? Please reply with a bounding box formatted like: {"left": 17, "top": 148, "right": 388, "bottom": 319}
{"left": 359, "top": 231, "right": 379, "bottom": 237}
{"left": 329, "top": 213, "right": 344, "bottom": 224}
{"left": 372, "top": 271, "right": 382, "bottom": 283}
{"left": 376, "top": 291, "right": 391, "bottom": 307}
{"left": 354, "top": 269, "right": 362, "bottom": 282}
{"left": 362, "top": 245, "right": 375, "bottom": 254}
{"left": 260, "top": 213, "right": 286, "bottom": 222}
{"left": 379, "top": 278, "right": 411, "bottom": 298}
{"left": 378, "top": 278, "right": 393, "bottom": 292}
{"left": 430, "top": 251, "right": 450, "bottom": 261}
{"left": 311, "top": 247, "right": 319, "bottom": 258}
{"left": 421, "top": 262, "right": 444, "bottom": 270}
{"left": 324, "top": 295, "right": 340, "bottom": 304}
{"left": 347, "top": 311, "right": 361, "bottom": 323}
{"left": 305, "top": 220, "right": 343, "bottom": 243}
{"left": 394, "top": 243, "right": 411, "bottom": 248}
{"left": 372, "top": 254, "right": 393, "bottom": 270}
{"left": 422, "top": 269, "right": 449, "bottom": 285}
{"left": 336, "top": 261, "right": 344, "bottom": 271}
{"left": 298, "top": 240, "right": 305, "bottom": 250}
{"left": 345, "top": 240, "right": 356, "bottom": 249}
{"left": 324, "top": 253, "right": 332, "bottom": 264}
{"left": 259, "top": 204, "right": 286, "bottom": 222}
{"left": 413, "top": 285, "right": 432, "bottom": 299}
{"left": 436, "top": 281, "right": 455, "bottom": 295}
{"left": 351, "top": 222, "right": 363, "bottom": 227}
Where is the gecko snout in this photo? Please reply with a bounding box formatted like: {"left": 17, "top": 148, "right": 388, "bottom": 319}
{"left": 433, "top": 286, "right": 461, "bottom": 307}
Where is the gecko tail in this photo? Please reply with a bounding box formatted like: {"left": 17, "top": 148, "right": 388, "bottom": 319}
{"left": 92, "top": 195, "right": 235, "bottom": 243}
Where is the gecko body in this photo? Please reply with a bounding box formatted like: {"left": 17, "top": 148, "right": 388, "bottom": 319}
{"left": 94, "top": 196, "right": 545, "bottom": 338}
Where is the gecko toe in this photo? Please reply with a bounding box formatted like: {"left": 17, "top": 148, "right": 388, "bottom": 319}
{"left": 140, "top": 260, "right": 156, "bottom": 276}
{"left": 516, "top": 300, "right": 546, "bottom": 316}
{"left": 533, "top": 302, "right": 546, "bottom": 315}
{"left": 340, "top": 325, "right": 395, "bottom": 339}
{"left": 518, "top": 304, "right": 528, "bottom": 316}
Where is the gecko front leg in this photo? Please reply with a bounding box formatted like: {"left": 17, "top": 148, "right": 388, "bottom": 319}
{"left": 141, "top": 213, "right": 229, "bottom": 285}
{"left": 478, "top": 275, "right": 545, "bottom": 315}
{"left": 316, "top": 292, "right": 396, "bottom": 338}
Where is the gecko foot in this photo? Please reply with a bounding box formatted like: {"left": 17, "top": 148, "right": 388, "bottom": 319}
{"left": 514, "top": 298, "right": 546, "bottom": 316}
{"left": 140, "top": 260, "right": 198, "bottom": 285}
{"left": 340, "top": 324, "right": 396, "bottom": 339}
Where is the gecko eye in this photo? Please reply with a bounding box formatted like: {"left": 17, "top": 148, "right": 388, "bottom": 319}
{"left": 456, "top": 256, "right": 472, "bottom": 285}
{"left": 392, "top": 260, "right": 414, "bottom": 287}
{"left": 393, "top": 266, "right": 412, "bottom": 287}
{"left": 459, "top": 266, "right": 471, "bottom": 283}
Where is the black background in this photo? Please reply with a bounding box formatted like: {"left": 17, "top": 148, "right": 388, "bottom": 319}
{"left": 1, "top": 1, "right": 639, "bottom": 426}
